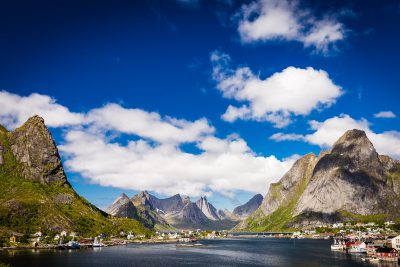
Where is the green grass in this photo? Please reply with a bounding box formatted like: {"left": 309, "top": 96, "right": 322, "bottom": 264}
{"left": 338, "top": 210, "right": 389, "bottom": 224}
{"left": 243, "top": 171, "right": 311, "bottom": 232}
{"left": 0, "top": 129, "right": 149, "bottom": 238}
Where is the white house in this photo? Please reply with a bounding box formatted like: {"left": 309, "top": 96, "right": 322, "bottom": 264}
{"left": 333, "top": 223, "right": 344, "bottom": 228}
{"left": 33, "top": 231, "right": 42, "bottom": 237}
{"left": 69, "top": 232, "right": 77, "bottom": 237}
{"left": 391, "top": 235, "right": 400, "bottom": 251}
{"left": 385, "top": 221, "right": 395, "bottom": 226}
{"left": 54, "top": 234, "right": 60, "bottom": 241}
{"left": 60, "top": 231, "right": 67, "bottom": 237}
{"left": 127, "top": 233, "right": 135, "bottom": 240}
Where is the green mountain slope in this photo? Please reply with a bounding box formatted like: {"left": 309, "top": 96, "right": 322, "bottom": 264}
{"left": 0, "top": 116, "right": 149, "bottom": 237}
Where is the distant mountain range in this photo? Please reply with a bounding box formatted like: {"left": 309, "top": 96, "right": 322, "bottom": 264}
{"left": 106, "top": 191, "right": 263, "bottom": 230}
{"left": 236, "top": 129, "right": 400, "bottom": 231}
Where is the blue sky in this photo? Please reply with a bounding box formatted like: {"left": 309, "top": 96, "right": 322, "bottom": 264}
{"left": 0, "top": 0, "right": 399, "bottom": 211}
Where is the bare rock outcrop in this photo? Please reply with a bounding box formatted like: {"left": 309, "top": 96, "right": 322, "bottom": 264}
{"left": 10, "top": 115, "right": 69, "bottom": 186}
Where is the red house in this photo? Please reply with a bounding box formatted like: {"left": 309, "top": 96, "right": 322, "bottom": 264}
{"left": 375, "top": 247, "right": 398, "bottom": 262}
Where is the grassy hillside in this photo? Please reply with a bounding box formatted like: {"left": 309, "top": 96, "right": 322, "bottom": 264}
{"left": 0, "top": 125, "right": 149, "bottom": 238}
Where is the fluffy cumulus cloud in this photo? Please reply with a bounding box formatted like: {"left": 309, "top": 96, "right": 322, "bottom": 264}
{"left": 211, "top": 51, "right": 343, "bottom": 127}
{"left": 86, "top": 104, "right": 215, "bottom": 144}
{"left": 237, "top": 0, "right": 346, "bottom": 54}
{"left": 0, "top": 91, "right": 84, "bottom": 129}
{"left": 270, "top": 114, "right": 400, "bottom": 159}
{"left": 59, "top": 131, "right": 295, "bottom": 197}
{"left": 374, "top": 110, "right": 396, "bottom": 119}
{"left": 0, "top": 90, "right": 295, "bottom": 198}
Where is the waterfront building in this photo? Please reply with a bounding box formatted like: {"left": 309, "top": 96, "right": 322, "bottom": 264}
{"left": 391, "top": 235, "right": 400, "bottom": 251}
{"left": 375, "top": 247, "right": 399, "bottom": 262}
{"left": 9, "top": 235, "right": 17, "bottom": 243}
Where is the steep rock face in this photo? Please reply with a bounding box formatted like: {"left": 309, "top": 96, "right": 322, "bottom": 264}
{"left": 294, "top": 130, "right": 396, "bottom": 216}
{"left": 196, "top": 196, "right": 220, "bottom": 221}
{"left": 149, "top": 194, "right": 185, "bottom": 215}
{"left": 238, "top": 129, "right": 400, "bottom": 231}
{"left": 260, "top": 153, "right": 318, "bottom": 217}
{"left": 218, "top": 209, "right": 239, "bottom": 221}
{"left": 233, "top": 194, "right": 263, "bottom": 219}
{"left": 130, "top": 191, "right": 169, "bottom": 228}
{"left": 106, "top": 193, "right": 139, "bottom": 219}
{"left": 169, "top": 202, "right": 209, "bottom": 225}
{"left": 10, "top": 116, "right": 69, "bottom": 186}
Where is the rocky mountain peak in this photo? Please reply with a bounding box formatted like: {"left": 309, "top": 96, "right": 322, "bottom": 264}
{"left": 134, "top": 190, "right": 152, "bottom": 207}
{"left": 116, "top": 193, "right": 129, "bottom": 202}
{"left": 316, "top": 129, "right": 386, "bottom": 182}
{"left": 196, "top": 196, "right": 220, "bottom": 221}
{"left": 293, "top": 129, "right": 396, "bottom": 218}
{"left": 233, "top": 194, "right": 263, "bottom": 219}
{"left": 332, "top": 129, "right": 378, "bottom": 159}
{"left": 10, "top": 115, "right": 69, "bottom": 186}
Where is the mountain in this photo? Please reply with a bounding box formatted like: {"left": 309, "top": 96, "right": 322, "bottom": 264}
{"left": 106, "top": 193, "right": 139, "bottom": 220}
{"left": 195, "top": 196, "right": 220, "bottom": 221}
{"left": 233, "top": 194, "right": 263, "bottom": 220}
{"left": 0, "top": 116, "right": 149, "bottom": 237}
{"left": 107, "top": 192, "right": 239, "bottom": 230}
{"left": 236, "top": 129, "right": 400, "bottom": 231}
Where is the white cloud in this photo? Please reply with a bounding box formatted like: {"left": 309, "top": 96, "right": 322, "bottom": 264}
{"left": 236, "top": 0, "right": 346, "bottom": 54}
{"left": 0, "top": 91, "right": 84, "bottom": 129}
{"left": 374, "top": 111, "right": 396, "bottom": 119}
{"left": 59, "top": 130, "right": 295, "bottom": 197}
{"left": 212, "top": 51, "right": 343, "bottom": 127}
{"left": 270, "top": 114, "right": 400, "bottom": 159}
{"left": 86, "top": 103, "right": 215, "bottom": 144}
{"left": 0, "top": 90, "right": 296, "bottom": 198}
{"left": 270, "top": 132, "right": 304, "bottom": 142}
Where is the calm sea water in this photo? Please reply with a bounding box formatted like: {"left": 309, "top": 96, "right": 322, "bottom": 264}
{"left": 0, "top": 238, "right": 396, "bottom": 267}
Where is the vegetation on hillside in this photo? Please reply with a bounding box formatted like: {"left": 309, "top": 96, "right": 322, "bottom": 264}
{"left": 0, "top": 124, "right": 150, "bottom": 239}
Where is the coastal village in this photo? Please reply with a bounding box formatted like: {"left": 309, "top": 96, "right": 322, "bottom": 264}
{"left": 3, "top": 219, "right": 400, "bottom": 264}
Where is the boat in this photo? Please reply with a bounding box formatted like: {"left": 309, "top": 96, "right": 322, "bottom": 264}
{"left": 330, "top": 239, "right": 345, "bottom": 251}
{"left": 93, "top": 237, "right": 105, "bottom": 247}
{"left": 347, "top": 241, "right": 366, "bottom": 253}
{"left": 66, "top": 241, "right": 81, "bottom": 249}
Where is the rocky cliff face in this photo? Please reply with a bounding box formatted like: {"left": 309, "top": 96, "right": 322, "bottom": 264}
{"left": 10, "top": 115, "right": 69, "bottom": 186}
{"left": 195, "top": 196, "right": 220, "bottom": 221}
{"left": 233, "top": 194, "right": 263, "bottom": 220}
{"left": 237, "top": 129, "right": 400, "bottom": 231}
{"left": 294, "top": 130, "right": 397, "bottom": 217}
{"left": 168, "top": 202, "right": 209, "bottom": 226}
{"left": 106, "top": 193, "right": 139, "bottom": 219}
{"left": 259, "top": 153, "right": 317, "bottom": 217}
{"left": 0, "top": 116, "right": 148, "bottom": 236}
{"left": 149, "top": 194, "right": 185, "bottom": 215}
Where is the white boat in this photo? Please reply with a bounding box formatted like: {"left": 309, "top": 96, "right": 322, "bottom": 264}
{"left": 93, "top": 237, "right": 105, "bottom": 247}
{"left": 347, "top": 241, "right": 366, "bottom": 253}
{"left": 330, "top": 239, "right": 345, "bottom": 251}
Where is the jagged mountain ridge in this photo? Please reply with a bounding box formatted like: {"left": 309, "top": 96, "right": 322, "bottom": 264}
{"left": 233, "top": 194, "right": 263, "bottom": 220}
{"left": 195, "top": 196, "right": 220, "bottom": 221}
{"left": 0, "top": 116, "right": 149, "bottom": 236}
{"left": 237, "top": 129, "right": 400, "bottom": 231}
{"left": 107, "top": 191, "right": 262, "bottom": 230}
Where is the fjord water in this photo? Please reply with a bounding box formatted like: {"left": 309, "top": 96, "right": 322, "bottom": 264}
{"left": 0, "top": 238, "right": 380, "bottom": 267}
